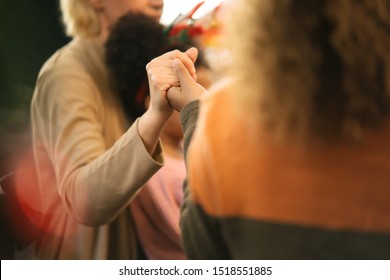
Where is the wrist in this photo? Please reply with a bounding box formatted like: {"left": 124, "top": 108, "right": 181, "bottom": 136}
{"left": 145, "top": 105, "right": 172, "bottom": 126}
{"left": 138, "top": 107, "right": 171, "bottom": 156}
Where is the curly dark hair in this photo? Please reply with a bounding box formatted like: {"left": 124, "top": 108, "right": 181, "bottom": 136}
{"left": 105, "top": 12, "right": 168, "bottom": 121}
{"left": 105, "top": 12, "right": 209, "bottom": 121}
{"left": 229, "top": 0, "right": 390, "bottom": 143}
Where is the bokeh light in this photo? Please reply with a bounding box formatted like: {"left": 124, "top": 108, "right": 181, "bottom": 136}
{"left": 160, "top": 0, "right": 223, "bottom": 25}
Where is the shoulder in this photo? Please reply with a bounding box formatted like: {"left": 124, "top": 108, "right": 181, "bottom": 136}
{"left": 38, "top": 38, "right": 101, "bottom": 79}
{"left": 35, "top": 41, "right": 91, "bottom": 100}
{"left": 35, "top": 37, "right": 105, "bottom": 91}
{"left": 195, "top": 77, "right": 236, "bottom": 136}
{"left": 202, "top": 77, "right": 234, "bottom": 103}
{"left": 32, "top": 38, "right": 104, "bottom": 118}
{"left": 199, "top": 77, "right": 235, "bottom": 116}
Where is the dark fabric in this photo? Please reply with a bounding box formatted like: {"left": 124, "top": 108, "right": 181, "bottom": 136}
{"left": 183, "top": 202, "right": 390, "bottom": 260}
{"left": 221, "top": 215, "right": 390, "bottom": 260}
{"left": 179, "top": 100, "right": 200, "bottom": 156}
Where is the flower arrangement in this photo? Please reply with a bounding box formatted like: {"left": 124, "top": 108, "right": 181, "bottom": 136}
{"left": 164, "top": 1, "right": 223, "bottom": 47}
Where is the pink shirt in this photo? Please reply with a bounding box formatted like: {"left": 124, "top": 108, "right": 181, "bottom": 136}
{"left": 131, "top": 155, "right": 187, "bottom": 259}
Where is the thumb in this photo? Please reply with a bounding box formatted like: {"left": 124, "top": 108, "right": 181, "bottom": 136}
{"left": 185, "top": 47, "right": 198, "bottom": 64}
{"left": 173, "top": 58, "right": 193, "bottom": 84}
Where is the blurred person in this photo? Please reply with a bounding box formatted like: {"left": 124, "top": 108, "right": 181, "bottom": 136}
{"left": 167, "top": 0, "right": 390, "bottom": 259}
{"left": 105, "top": 12, "right": 211, "bottom": 259}
{"left": 30, "top": 0, "right": 197, "bottom": 259}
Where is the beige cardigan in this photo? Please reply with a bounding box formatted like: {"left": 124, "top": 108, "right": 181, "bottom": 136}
{"left": 30, "top": 37, "right": 163, "bottom": 259}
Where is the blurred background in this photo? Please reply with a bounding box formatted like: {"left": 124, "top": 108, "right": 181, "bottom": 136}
{"left": 161, "top": 0, "right": 222, "bottom": 24}
{"left": 0, "top": 0, "right": 68, "bottom": 111}
{"left": 0, "top": 0, "right": 70, "bottom": 259}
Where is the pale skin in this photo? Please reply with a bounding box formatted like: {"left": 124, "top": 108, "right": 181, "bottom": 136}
{"left": 167, "top": 58, "right": 208, "bottom": 112}
{"left": 145, "top": 65, "right": 212, "bottom": 160}
{"left": 145, "top": 54, "right": 209, "bottom": 150}
{"left": 87, "top": 0, "right": 198, "bottom": 155}
{"left": 141, "top": 48, "right": 198, "bottom": 154}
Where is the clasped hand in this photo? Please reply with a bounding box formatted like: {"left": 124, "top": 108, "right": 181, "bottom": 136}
{"left": 146, "top": 47, "right": 207, "bottom": 115}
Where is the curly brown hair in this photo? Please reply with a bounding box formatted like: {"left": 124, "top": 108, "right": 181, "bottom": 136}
{"left": 105, "top": 12, "right": 168, "bottom": 121}
{"left": 228, "top": 0, "right": 390, "bottom": 143}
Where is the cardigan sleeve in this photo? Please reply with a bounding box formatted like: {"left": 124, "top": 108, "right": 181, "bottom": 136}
{"left": 31, "top": 63, "right": 163, "bottom": 226}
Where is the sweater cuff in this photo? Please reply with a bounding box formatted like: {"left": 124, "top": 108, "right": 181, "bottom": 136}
{"left": 134, "top": 117, "right": 164, "bottom": 166}
{"left": 180, "top": 100, "right": 200, "bottom": 132}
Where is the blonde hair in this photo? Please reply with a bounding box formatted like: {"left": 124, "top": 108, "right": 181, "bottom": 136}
{"left": 60, "top": 0, "right": 100, "bottom": 38}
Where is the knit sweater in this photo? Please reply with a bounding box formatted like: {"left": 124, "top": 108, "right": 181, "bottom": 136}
{"left": 180, "top": 84, "right": 390, "bottom": 260}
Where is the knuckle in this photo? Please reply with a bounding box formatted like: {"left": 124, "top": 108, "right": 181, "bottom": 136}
{"left": 172, "top": 50, "right": 181, "bottom": 57}
{"left": 146, "top": 63, "right": 152, "bottom": 72}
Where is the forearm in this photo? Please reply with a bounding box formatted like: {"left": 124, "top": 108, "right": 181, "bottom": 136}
{"left": 138, "top": 106, "right": 170, "bottom": 156}
{"left": 60, "top": 118, "right": 163, "bottom": 226}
